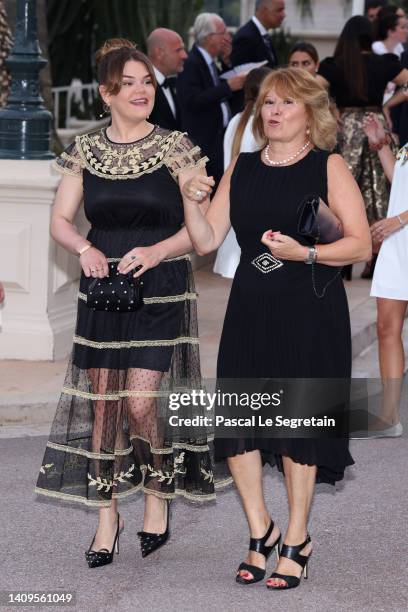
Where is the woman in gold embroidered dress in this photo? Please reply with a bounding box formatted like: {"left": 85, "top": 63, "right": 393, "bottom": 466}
{"left": 35, "top": 39, "right": 227, "bottom": 567}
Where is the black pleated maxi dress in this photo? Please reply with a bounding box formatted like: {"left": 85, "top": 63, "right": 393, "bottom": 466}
{"left": 215, "top": 149, "right": 354, "bottom": 484}
{"left": 35, "top": 126, "right": 231, "bottom": 507}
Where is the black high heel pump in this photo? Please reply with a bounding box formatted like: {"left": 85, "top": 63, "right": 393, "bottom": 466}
{"left": 85, "top": 513, "right": 123, "bottom": 568}
{"left": 137, "top": 499, "right": 171, "bottom": 558}
{"left": 236, "top": 520, "right": 281, "bottom": 585}
{"left": 267, "top": 534, "right": 312, "bottom": 590}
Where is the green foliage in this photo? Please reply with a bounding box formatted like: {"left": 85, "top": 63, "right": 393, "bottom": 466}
{"left": 93, "top": 0, "right": 204, "bottom": 50}
{"left": 296, "top": 0, "right": 353, "bottom": 18}
{"left": 296, "top": 0, "right": 313, "bottom": 18}
{"left": 202, "top": 0, "right": 241, "bottom": 26}
{"left": 47, "top": 0, "right": 204, "bottom": 87}
{"left": 271, "top": 28, "right": 297, "bottom": 65}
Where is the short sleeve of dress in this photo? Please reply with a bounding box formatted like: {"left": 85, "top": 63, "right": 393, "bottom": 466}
{"left": 165, "top": 133, "right": 209, "bottom": 180}
{"left": 382, "top": 53, "right": 404, "bottom": 82}
{"left": 52, "top": 139, "right": 85, "bottom": 178}
{"left": 317, "top": 58, "right": 342, "bottom": 101}
{"left": 317, "top": 58, "right": 337, "bottom": 84}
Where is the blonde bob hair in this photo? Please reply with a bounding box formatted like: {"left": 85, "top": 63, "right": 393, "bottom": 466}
{"left": 252, "top": 67, "right": 337, "bottom": 151}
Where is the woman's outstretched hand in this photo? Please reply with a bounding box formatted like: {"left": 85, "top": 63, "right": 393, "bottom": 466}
{"left": 261, "top": 231, "right": 308, "bottom": 261}
{"left": 362, "top": 113, "right": 387, "bottom": 150}
{"left": 181, "top": 174, "right": 215, "bottom": 203}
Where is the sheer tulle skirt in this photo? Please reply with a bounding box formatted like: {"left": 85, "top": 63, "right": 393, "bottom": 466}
{"left": 36, "top": 253, "right": 231, "bottom": 507}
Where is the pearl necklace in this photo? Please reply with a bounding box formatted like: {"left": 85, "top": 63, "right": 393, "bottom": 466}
{"left": 264, "top": 140, "right": 311, "bottom": 166}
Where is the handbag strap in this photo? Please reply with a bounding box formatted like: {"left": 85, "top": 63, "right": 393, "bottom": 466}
{"left": 311, "top": 200, "right": 342, "bottom": 298}
{"left": 311, "top": 263, "right": 342, "bottom": 299}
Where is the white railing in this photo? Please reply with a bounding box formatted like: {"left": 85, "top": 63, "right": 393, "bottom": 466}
{"left": 52, "top": 80, "right": 99, "bottom": 129}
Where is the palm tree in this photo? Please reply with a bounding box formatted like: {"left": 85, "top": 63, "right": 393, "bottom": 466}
{"left": 0, "top": 0, "right": 12, "bottom": 107}
{"left": 296, "top": 0, "right": 353, "bottom": 18}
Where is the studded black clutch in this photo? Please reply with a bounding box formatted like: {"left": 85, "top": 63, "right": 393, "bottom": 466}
{"left": 87, "top": 272, "right": 144, "bottom": 312}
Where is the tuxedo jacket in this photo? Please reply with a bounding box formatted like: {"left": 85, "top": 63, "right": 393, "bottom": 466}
{"left": 177, "top": 44, "right": 233, "bottom": 183}
{"left": 149, "top": 84, "right": 182, "bottom": 131}
{"left": 231, "top": 19, "right": 278, "bottom": 69}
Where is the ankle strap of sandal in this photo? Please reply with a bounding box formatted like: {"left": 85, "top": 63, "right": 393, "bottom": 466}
{"left": 279, "top": 534, "right": 311, "bottom": 568}
{"left": 249, "top": 520, "right": 274, "bottom": 554}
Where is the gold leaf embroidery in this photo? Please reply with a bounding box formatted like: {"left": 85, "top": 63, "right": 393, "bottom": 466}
{"left": 200, "top": 467, "right": 214, "bottom": 484}
{"left": 87, "top": 463, "right": 136, "bottom": 492}
{"left": 147, "top": 452, "right": 186, "bottom": 484}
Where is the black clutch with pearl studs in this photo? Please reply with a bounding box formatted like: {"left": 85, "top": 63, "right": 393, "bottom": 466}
{"left": 87, "top": 271, "right": 144, "bottom": 312}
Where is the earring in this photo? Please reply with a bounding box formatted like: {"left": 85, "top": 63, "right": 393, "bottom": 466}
{"left": 99, "top": 103, "right": 110, "bottom": 118}
{"left": 306, "top": 126, "right": 311, "bottom": 136}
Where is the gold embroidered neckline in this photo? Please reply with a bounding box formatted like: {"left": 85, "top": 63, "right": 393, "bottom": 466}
{"left": 75, "top": 127, "right": 184, "bottom": 179}
{"left": 101, "top": 125, "right": 158, "bottom": 147}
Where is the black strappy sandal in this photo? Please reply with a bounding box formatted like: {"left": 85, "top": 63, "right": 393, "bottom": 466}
{"left": 137, "top": 499, "right": 171, "bottom": 558}
{"left": 236, "top": 520, "right": 281, "bottom": 585}
{"left": 267, "top": 534, "right": 312, "bottom": 590}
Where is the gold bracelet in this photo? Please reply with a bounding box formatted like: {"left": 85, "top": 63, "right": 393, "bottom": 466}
{"left": 77, "top": 243, "right": 92, "bottom": 256}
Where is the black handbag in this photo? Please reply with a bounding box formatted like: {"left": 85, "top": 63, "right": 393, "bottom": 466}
{"left": 298, "top": 194, "right": 343, "bottom": 245}
{"left": 87, "top": 271, "right": 143, "bottom": 312}
{"left": 297, "top": 194, "right": 343, "bottom": 298}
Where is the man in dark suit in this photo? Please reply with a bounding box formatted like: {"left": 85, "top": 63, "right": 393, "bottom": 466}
{"left": 231, "top": 0, "right": 285, "bottom": 69}
{"left": 177, "top": 13, "right": 245, "bottom": 184}
{"left": 230, "top": 0, "right": 285, "bottom": 114}
{"left": 146, "top": 28, "right": 187, "bottom": 131}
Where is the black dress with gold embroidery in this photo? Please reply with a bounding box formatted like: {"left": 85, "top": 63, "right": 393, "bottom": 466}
{"left": 35, "top": 126, "right": 230, "bottom": 507}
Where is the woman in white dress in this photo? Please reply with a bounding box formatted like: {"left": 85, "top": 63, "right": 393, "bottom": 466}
{"left": 363, "top": 113, "right": 407, "bottom": 436}
{"left": 213, "top": 67, "right": 271, "bottom": 278}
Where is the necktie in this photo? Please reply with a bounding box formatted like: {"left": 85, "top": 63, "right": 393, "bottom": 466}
{"left": 210, "top": 62, "right": 231, "bottom": 126}
{"left": 161, "top": 76, "right": 176, "bottom": 90}
{"left": 160, "top": 77, "right": 177, "bottom": 119}
{"left": 210, "top": 62, "right": 221, "bottom": 86}
{"left": 262, "top": 34, "right": 276, "bottom": 64}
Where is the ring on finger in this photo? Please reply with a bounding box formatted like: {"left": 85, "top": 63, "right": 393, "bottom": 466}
{"left": 130, "top": 255, "right": 138, "bottom": 261}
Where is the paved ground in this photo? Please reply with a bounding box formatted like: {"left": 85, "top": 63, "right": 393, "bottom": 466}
{"left": 1, "top": 434, "right": 407, "bottom": 612}
{"left": 1, "top": 264, "right": 407, "bottom": 612}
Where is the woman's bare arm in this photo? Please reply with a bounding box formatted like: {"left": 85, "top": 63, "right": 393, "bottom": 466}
{"left": 315, "top": 154, "right": 372, "bottom": 265}
{"left": 180, "top": 158, "right": 238, "bottom": 255}
{"left": 50, "top": 174, "right": 88, "bottom": 253}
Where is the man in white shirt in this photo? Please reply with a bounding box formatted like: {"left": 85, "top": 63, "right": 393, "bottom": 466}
{"left": 147, "top": 28, "right": 187, "bottom": 131}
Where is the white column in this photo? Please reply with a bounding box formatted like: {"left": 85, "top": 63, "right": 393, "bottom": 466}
{"left": 240, "top": 0, "right": 255, "bottom": 24}
{"left": 351, "top": 0, "right": 365, "bottom": 15}
{"left": 0, "top": 160, "right": 89, "bottom": 360}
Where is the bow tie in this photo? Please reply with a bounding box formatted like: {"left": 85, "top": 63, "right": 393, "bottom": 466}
{"left": 161, "top": 77, "right": 176, "bottom": 89}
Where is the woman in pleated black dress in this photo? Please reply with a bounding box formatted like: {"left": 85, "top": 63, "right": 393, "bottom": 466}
{"left": 35, "top": 40, "right": 230, "bottom": 568}
{"left": 181, "top": 68, "right": 371, "bottom": 590}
